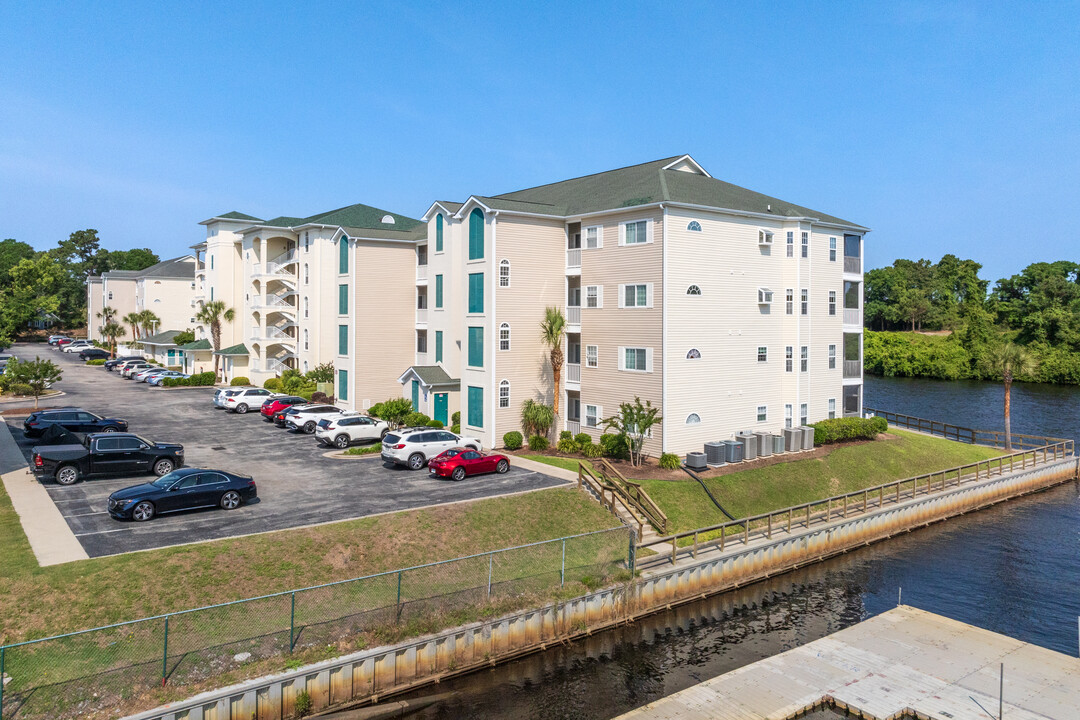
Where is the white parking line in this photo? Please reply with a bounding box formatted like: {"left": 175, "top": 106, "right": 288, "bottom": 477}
{"left": 64, "top": 510, "right": 106, "bottom": 518}
{"left": 74, "top": 527, "right": 131, "bottom": 537}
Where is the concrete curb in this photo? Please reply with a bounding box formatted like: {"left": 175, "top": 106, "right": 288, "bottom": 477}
{"left": 322, "top": 449, "right": 381, "bottom": 460}
{"left": 509, "top": 455, "right": 580, "bottom": 483}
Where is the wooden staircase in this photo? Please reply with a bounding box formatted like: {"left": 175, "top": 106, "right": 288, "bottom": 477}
{"left": 575, "top": 460, "right": 667, "bottom": 544}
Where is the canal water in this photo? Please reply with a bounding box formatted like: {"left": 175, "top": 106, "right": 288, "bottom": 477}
{"left": 395, "top": 376, "right": 1080, "bottom": 719}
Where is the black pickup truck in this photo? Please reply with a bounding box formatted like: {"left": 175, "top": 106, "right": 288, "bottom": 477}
{"left": 31, "top": 433, "right": 185, "bottom": 485}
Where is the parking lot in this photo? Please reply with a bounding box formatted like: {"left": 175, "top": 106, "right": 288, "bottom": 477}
{"left": 2, "top": 344, "right": 566, "bottom": 558}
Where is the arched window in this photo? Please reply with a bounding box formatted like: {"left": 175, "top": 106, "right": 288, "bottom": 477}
{"left": 303, "top": 329, "right": 309, "bottom": 350}
{"left": 686, "top": 413, "right": 701, "bottom": 425}
{"left": 435, "top": 213, "right": 444, "bottom": 252}
{"left": 686, "top": 348, "right": 701, "bottom": 359}
{"left": 499, "top": 259, "right": 510, "bottom": 287}
{"left": 381, "top": 214, "right": 395, "bottom": 224}
{"left": 499, "top": 379, "right": 510, "bottom": 408}
{"left": 303, "top": 296, "right": 309, "bottom": 318}
{"left": 468, "top": 208, "right": 485, "bottom": 260}
{"left": 304, "top": 263, "right": 309, "bottom": 285}
{"left": 686, "top": 284, "right": 702, "bottom": 296}
{"left": 499, "top": 322, "right": 510, "bottom": 351}
{"left": 687, "top": 221, "right": 702, "bottom": 232}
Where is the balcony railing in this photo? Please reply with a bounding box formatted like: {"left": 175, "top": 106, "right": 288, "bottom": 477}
{"left": 566, "top": 363, "right": 581, "bottom": 384}
{"left": 567, "top": 306, "right": 581, "bottom": 326}
{"left": 267, "top": 250, "right": 298, "bottom": 275}
{"left": 844, "top": 256, "right": 861, "bottom": 274}
{"left": 843, "top": 360, "right": 862, "bottom": 379}
{"left": 567, "top": 420, "right": 581, "bottom": 436}
{"left": 417, "top": 265, "right": 428, "bottom": 281}
{"left": 567, "top": 249, "right": 581, "bottom": 269}
{"left": 416, "top": 308, "right": 428, "bottom": 324}
{"left": 843, "top": 308, "right": 861, "bottom": 326}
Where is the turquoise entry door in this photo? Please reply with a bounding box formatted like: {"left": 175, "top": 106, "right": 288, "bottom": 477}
{"left": 411, "top": 380, "right": 420, "bottom": 411}
{"left": 434, "top": 393, "right": 448, "bottom": 425}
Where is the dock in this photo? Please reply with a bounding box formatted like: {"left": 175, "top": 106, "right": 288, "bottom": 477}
{"left": 614, "top": 606, "right": 1080, "bottom": 720}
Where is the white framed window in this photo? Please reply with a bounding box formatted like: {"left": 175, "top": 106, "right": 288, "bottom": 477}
{"left": 584, "top": 225, "right": 603, "bottom": 249}
{"left": 620, "top": 219, "right": 651, "bottom": 245}
{"left": 585, "top": 404, "right": 602, "bottom": 428}
{"left": 758, "top": 229, "right": 773, "bottom": 245}
{"left": 619, "top": 346, "right": 652, "bottom": 372}
{"left": 829, "top": 290, "right": 837, "bottom": 316}
{"left": 586, "top": 344, "right": 598, "bottom": 367}
{"left": 304, "top": 329, "right": 309, "bottom": 350}
{"left": 499, "top": 379, "right": 510, "bottom": 408}
{"left": 304, "top": 296, "right": 309, "bottom": 318}
{"left": 303, "top": 360, "right": 309, "bottom": 371}
{"left": 305, "top": 232, "right": 310, "bottom": 252}
{"left": 686, "top": 413, "right": 701, "bottom": 425}
{"left": 687, "top": 221, "right": 702, "bottom": 232}
{"left": 828, "top": 398, "right": 836, "bottom": 419}
{"left": 801, "top": 232, "right": 809, "bottom": 258}
{"left": 786, "top": 346, "right": 793, "bottom": 372}
{"left": 785, "top": 404, "right": 793, "bottom": 428}
{"left": 800, "top": 403, "right": 808, "bottom": 426}
{"left": 619, "top": 283, "right": 652, "bottom": 308}
{"left": 585, "top": 285, "right": 603, "bottom": 308}
{"left": 757, "top": 346, "right": 767, "bottom": 363}
{"left": 499, "top": 322, "right": 510, "bottom": 351}
{"left": 757, "top": 405, "right": 768, "bottom": 422}
{"left": 786, "top": 289, "right": 794, "bottom": 315}
{"left": 801, "top": 346, "right": 808, "bottom": 372}
{"left": 757, "top": 287, "right": 773, "bottom": 304}
{"left": 829, "top": 237, "right": 837, "bottom": 262}
{"left": 304, "top": 263, "right": 309, "bottom": 284}
{"left": 686, "top": 284, "right": 702, "bottom": 296}
{"left": 499, "top": 259, "right": 510, "bottom": 287}
{"left": 801, "top": 289, "right": 808, "bottom": 315}
{"left": 687, "top": 348, "right": 701, "bottom": 359}
{"left": 829, "top": 344, "right": 837, "bottom": 369}
{"left": 786, "top": 231, "right": 794, "bottom": 257}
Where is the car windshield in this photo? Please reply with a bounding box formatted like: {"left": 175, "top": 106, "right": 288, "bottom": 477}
{"left": 150, "top": 472, "right": 182, "bottom": 489}
{"left": 134, "top": 435, "right": 152, "bottom": 446}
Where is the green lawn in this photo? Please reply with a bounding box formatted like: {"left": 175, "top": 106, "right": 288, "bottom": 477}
{"left": 638, "top": 429, "right": 1003, "bottom": 534}
{"left": 521, "top": 454, "right": 592, "bottom": 473}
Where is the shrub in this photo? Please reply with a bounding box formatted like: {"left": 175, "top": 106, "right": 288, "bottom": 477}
{"left": 368, "top": 402, "right": 384, "bottom": 418}
{"left": 557, "top": 438, "right": 579, "bottom": 454}
{"left": 295, "top": 689, "right": 313, "bottom": 717}
{"left": 450, "top": 423, "right": 460, "bottom": 434}
{"left": 574, "top": 433, "right": 592, "bottom": 447}
{"left": 188, "top": 371, "right": 216, "bottom": 386}
{"left": 8, "top": 383, "right": 32, "bottom": 396}
{"left": 560, "top": 430, "right": 573, "bottom": 441}
{"left": 502, "top": 431, "right": 524, "bottom": 450}
{"left": 306, "top": 361, "right": 335, "bottom": 383}
{"left": 263, "top": 378, "right": 282, "bottom": 391}
{"left": 659, "top": 452, "right": 681, "bottom": 469}
{"left": 404, "top": 411, "right": 432, "bottom": 427}
{"left": 86, "top": 358, "right": 106, "bottom": 366}
{"left": 599, "top": 432, "right": 630, "bottom": 460}
{"left": 582, "top": 442, "right": 604, "bottom": 458}
{"left": 528, "top": 434, "right": 549, "bottom": 451}
{"left": 311, "top": 391, "right": 329, "bottom": 404}
{"left": 428, "top": 419, "right": 444, "bottom": 428}
{"left": 297, "top": 388, "right": 316, "bottom": 401}
{"left": 376, "top": 398, "right": 414, "bottom": 427}
{"left": 230, "top": 376, "right": 250, "bottom": 386}
{"left": 344, "top": 442, "right": 382, "bottom": 456}
{"left": 452, "top": 411, "right": 460, "bottom": 425}
{"left": 810, "top": 416, "right": 887, "bottom": 445}
{"left": 521, "top": 399, "right": 555, "bottom": 437}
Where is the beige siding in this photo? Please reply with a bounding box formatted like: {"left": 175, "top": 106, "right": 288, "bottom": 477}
{"left": 137, "top": 273, "right": 196, "bottom": 334}
{"left": 86, "top": 281, "right": 104, "bottom": 340}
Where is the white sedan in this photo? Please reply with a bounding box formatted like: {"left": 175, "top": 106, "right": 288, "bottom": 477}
{"left": 315, "top": 414, "right": 389, "bottom": 448}
{"left": 62, "top": 341, "right": 93, "bottom": 353}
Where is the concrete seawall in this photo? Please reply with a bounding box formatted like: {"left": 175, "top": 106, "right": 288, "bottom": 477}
{"left": 125, "top": 456, "right": 1079, "bottom": 720}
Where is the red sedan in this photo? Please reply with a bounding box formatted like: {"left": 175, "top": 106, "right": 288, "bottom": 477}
{"left": 428, "top": 448, "right": 510, "bottom": 480}
{"left": 260, "top": 396, "right": 307, "bottom": 422}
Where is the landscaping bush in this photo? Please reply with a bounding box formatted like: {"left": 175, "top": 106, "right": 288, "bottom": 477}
{"left": 599, "top": 432, "right": 630, "bottom": 460}
{"left": 297, "top": 388, "right": 316, "bottom": 401}
{"left": 8, "top": 383, "right": 32, "bottom": 396}
{"left": 560, "top": 430, "right": 573, "bottom": 441}
{"left": 528, "top": 434, "right": 549, "bottom": 451}
{"left": 189, "top": 371, "right": 216, "bottom": 386}
{"left": 582, "top": 442, "right": 604, "bottom": 458}
{"left": 403, "top": 411, "right": 432, "bottom": 427}
{"left": 450, "top": 423, "right": 460, "bottom": 434}
{"left": 502, "top": 431, "right": 523, "bottom": 450}
{"left": 452, "top": 411, "right": 460, "bottom": 425}
{"left": 86, "top": 358, "right": 106, "bottom": 366}
{"left": 574, "top": 433, "right": 592, "bottom": 447}
{"left": 810, "top": 416, "right": 888, "bottom": 445}
{"left": 557, "top": 438, "right": 579, "bottom": 454}
{"left": 263, "top": 377, "right": 282, "bottom": 391}
{"left": 311, "top": 391, "right": 330, "bottom": 404}
{"left": 230, "top": 376, "right": 250, "bottom": 386}
{"left": 428, "top": 419, "right": 444, "bottom": 428}
{"left": 368, "top": 402, "right": 384, "bottom": 418}
{"left": 659, "top": 452, "right": 681, "bottom": 469}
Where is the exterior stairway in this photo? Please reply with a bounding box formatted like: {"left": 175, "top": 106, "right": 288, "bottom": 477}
{"left": 575, "top": 461, "right": 666, "bottom": 545}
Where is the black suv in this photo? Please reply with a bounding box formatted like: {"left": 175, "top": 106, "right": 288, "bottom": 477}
{"left": 23, "top": 408, "right": 129, "bottom": 438}
{"left": 104, "top": 356, "right": 144, "bottom": 371}
{"left": 78, "top": 348, "right": 111, "bottom": 361}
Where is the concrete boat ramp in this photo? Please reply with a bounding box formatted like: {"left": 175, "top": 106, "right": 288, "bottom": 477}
{"left": 615, "top": 606, "right": 1080, "bottom": 720}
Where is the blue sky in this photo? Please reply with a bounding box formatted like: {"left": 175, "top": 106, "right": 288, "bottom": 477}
{"left": 1, "top": 1, "right": 1077, "bottom": 284}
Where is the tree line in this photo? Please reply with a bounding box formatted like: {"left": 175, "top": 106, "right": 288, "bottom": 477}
{"left": 0, "top": 230, "right": 159, "bottom": 344}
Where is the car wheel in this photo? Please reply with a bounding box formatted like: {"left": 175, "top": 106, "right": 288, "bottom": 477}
{"left": 380, "top": 428, "right": 388, "bottom": 439}
{"left": 496, "top": 459, "right": 509, "bottom": 474}
{"left": 101, "top": 426, "right": 119, "bottom": 433}
{"left": 303, "top": 421, "right": 316, "bottom": 434}
{"left": 55, "top": 465, "right": 79, "bottom": 486}
{"left": 220, "top": 490, "right": 241, "bottom": 510}
{"left": 132, "top": 501, "right": 155, "bottom": 522}
{"left": 334, "top": 434, "right": 350, "bottom": 449}
{"left": 236, "top": 403, "right": 248, "bottom": 414}
{"left": 408, "top": 453, "right": 425, "bottom": 470}
{"left": 467, "top": 444, "right": 479, "bottom": 451}
{"left": 153, "top": 458, "right": 174, "bottom": 476}
{"left": 451, "top": 467, "right": 466, "bottom": 481}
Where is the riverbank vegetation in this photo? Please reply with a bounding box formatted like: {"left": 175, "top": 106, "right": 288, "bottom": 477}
{"left": 864, "top": 257, "right": 1080, "bottom": 384}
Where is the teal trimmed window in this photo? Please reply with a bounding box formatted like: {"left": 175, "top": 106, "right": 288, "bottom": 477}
{"left": 467, "top": 326, "right": 483, "bottom": 368}
{"left": 469, "top": 208, "right": 484, "bottom": 260}
{"left": 435, "top": 274, "right": 443, "bottom": 308}
{"left": 339, "top": 237, "right": 349, "bottom": 274}
{"left": 467, "top": 386, "right": 483, "bottom": 428}
{"left": 468, "top": 273, "right": 484, "bottom": 314}
{"left": 338, "top": 369, "right": 348, "bottom": 401}
{"left": 435, "top": 213, "right": 444, "bottom": 252}
{"left": 338, "top": 324, "right": 348, "bottom": 355}
{"left": 435, "top": 330, "right": 443, "bottom": 362}
{"left": 338, "top": 284, "right": 348, "bottom": 314}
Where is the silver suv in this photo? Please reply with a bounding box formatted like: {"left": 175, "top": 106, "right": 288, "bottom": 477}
{"left": 381, "top": 428, "right": 482, "bottom": 470}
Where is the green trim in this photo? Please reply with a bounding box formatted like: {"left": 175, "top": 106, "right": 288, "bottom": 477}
{"left": 468, "top": 273, "right": 483, "bottom": 314}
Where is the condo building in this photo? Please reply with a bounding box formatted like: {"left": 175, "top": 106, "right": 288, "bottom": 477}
{"left": 86, "top": 256, "right": 197, "bottom": 342}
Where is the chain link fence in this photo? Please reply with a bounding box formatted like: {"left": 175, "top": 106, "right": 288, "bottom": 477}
{"left": 0, "top": 526, "right": 632, "bottom": 720}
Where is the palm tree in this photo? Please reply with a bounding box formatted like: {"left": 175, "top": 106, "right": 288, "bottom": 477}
{"left": 122, "top": 312, "right": 140, "bottom": 341}
{"left": 100, "top": 321, "right": 124, "bottom": 358}
{"left": 981, "top": 343, "right": 1037, "bottom": 451}
{"left": 539, "top": 306, "right": 566, "bottom": 422}
{"left": 136, "top": 310, "right": 161, "bottom": 338}
{"left": 95, "top": 306, "right": 117, "bottom": 347}
{"left": 194, "top": 300, "right": 235, "bottom": 380}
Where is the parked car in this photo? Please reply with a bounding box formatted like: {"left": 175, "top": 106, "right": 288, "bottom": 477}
{"left": 260, "top": 396, "right": 308, "bottom": 422}
{"left": 147, "top": 370, "right": 190, "bottom": 386}
{"left": 121, "top": 362, "right": 155, "bottom": 378}
{"left": 285, "top": 404, "right": 343, "bottom": 433}
{"left": 107, "top": 467, "right": 256, "bottom": 522}
{"left": 315, "top": 414, "right": 389, "bottom": 448}
{"left": 23, "top": 408, "right": 128, "bottom": 438}
{"left": 0, "top": 353, "right": 13, "bottom": 366}
{"left": 218, "top": 387, "right": 279, "bottom": 413}
{"left": 132, "top": 368, "right": 169, "bottom": 383}
{"left": 31, "top": 432, "right": 184, "bottom": 485}
{"left": 381, "top": 428, "right": 482, "bottom": 470}
{"left": 55, "top": 338, "right": 76, "bottom": 349}
{"left": 113, "top": 359, "right": 148, "bottom": 375}
{"left": 48, "top": 335, "right": 71, "bottom": 346}
{"left": 272, "top": 404, "right": 306, "bottom": 427}
{"left": 62, "top": 341, "right": 93, "bottom": 353}
{"left": 105, "top": 356, "right": 145, "bottom": 371}
{"left": 427, "top": 448, "right": 510, "bottom": 480}
{"left": 78, "top": 348, "right": 111, "bottom": 361}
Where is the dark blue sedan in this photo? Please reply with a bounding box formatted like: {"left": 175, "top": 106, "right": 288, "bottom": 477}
{"left": 108, "top": 467, "right": 257, "bottom": 522}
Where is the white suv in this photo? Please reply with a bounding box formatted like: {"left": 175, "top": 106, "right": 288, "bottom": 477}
{"left": 218, "top": 387, "right": 279, "bottom": 413}
{"left": 315, "top": 414, "right": 389, "bottom": 448}
{"left": 285, "top": 404, "right": 343, "bottom": 433}
{"left": 381, "top": 428, "right": 482, "bottom": 470}
{"left": 62, "top": 341, "right": 93, "bottom": 353}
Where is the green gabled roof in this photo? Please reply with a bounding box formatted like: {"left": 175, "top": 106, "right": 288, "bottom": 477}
{"left": 399, "top": 365, "right": 459, "bottom": 389}
{"left": 250, "top": 203, "right": 427, "bottom": 240}
{"left": 214, "top": 343, "right": 249, "bottom": 356}
{"left": 177, "top": 339, "right": 212, "bottom": 351}
{"left": 261, "top": 216, "right": 306, "bottom": 228}
{"left": 141, "top": 330, "right": 182, "bottom": 345}
{"left": 217, "top": 211, "right": 263, "bottom": 221}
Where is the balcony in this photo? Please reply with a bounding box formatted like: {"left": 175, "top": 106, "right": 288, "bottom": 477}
{"left": 844, "top": 255, "right": 861, "bottom": 274}
{"left": 567, "top": 419, "right": 581, "bottom": 436}
{"left": 843, "top": 308, "right": 861, "bottom": 326}
{"left": 566, "top": 305, "right": 581, "bottom": 327}
{"left": 565, "top": 362, "right": 581, "bottom": 389}
{"left": 416, "top": 264, "right": 428, "bottom": 283}
{"left": 843, "top": 360, "right": 862, "bottom": 379}
{"left": 566, "top": 249, "right": 581, "bottom": 272}
{"left": 416, "top": 308, "right": 428, "bottom": 325}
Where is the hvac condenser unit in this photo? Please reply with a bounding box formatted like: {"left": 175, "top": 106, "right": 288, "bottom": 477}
{"left": 754, "top": 431, "right": 773, "bottom": 457}
{"left": 723, "top": 439, "right": 744, "bottom": 463}
{"left": 772, "top": 434, "right": 785, "bottom": 454}
{"left": 783, "top": 427, "right": 802, "bottom": 452}
{"left": 736, "top": 432, "right": 758, "bottom": 461}
{"left": 801, "top": 426, "right": 816, "bottom": 450}
{"left": 704, "top": 442, "right": 726, "bottom": 466}
{"left": 685, "top": 452, "right": 707, "bottom": 470}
